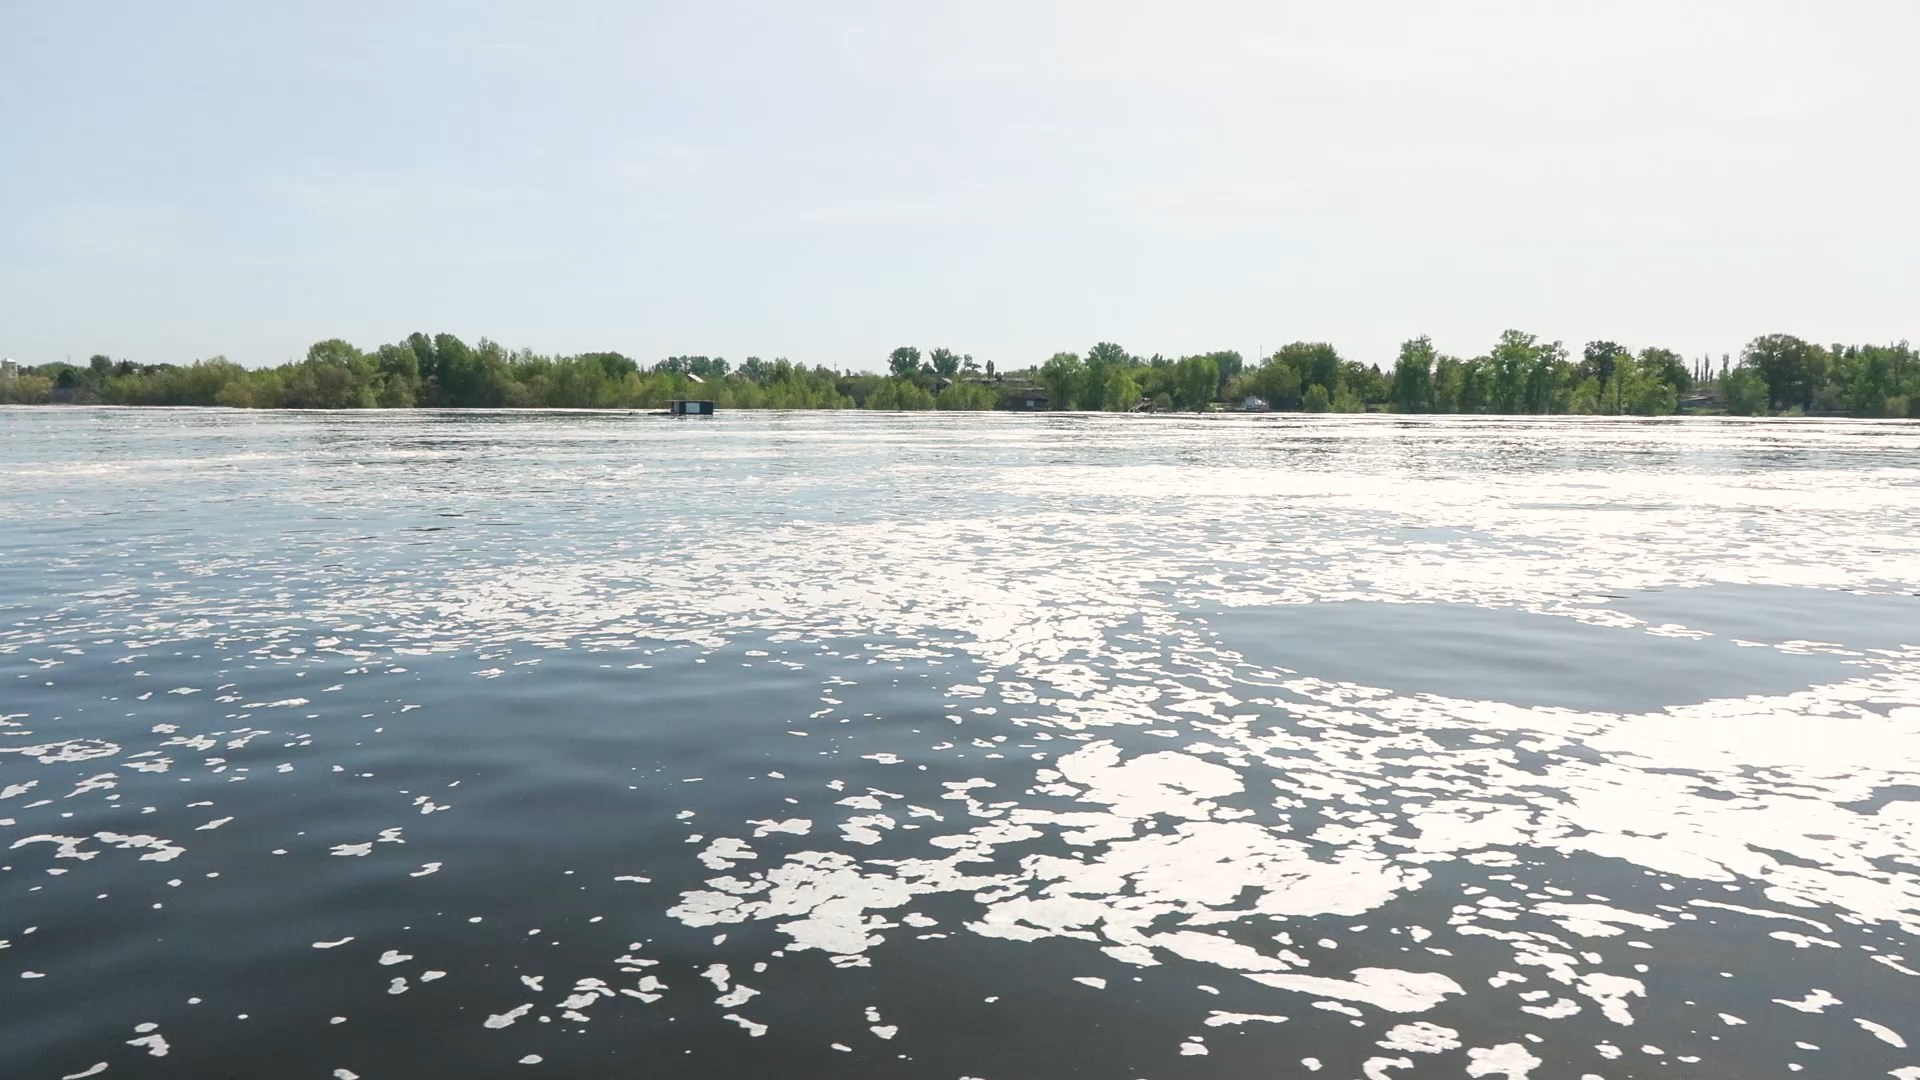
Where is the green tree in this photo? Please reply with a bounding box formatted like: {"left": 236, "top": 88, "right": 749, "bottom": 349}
{"left": 1345, "top": 361, "right": 1391, "bottom": 407}
{"left": 1628, "top": 376, "right": 1678, "bottom": 415}
{"left": 1081, "top": 342, "right": 1132, "bottom": 412}
{"left": 928, "top": 347, "right": 961, "bottom": 378}
{"left": 1302, "top": 383, "right": 1331, "bottom": 412}
{"left": 1823, "top": 344, "right": 1911, "bottom": 416}
{"left": 1640, "top": 347, "right": 1690, "bottom": 396}
{"left": 2, "top": 374, "right": 54, "bottom": 403}
{"left": 435, "top": 334, "right": 510, "bottom": 407}
{"left": 306, "top": 338, "right": 364, "bottom": 368}
{"left": 1524, "top": 340, "right": 1568, "bottom": 414}
{"left": 1248, "top": 352, "right": 1302, "bottom": 409}
{"left": 1272, "top": 342, "right": 1342, "bottom": 399}
{"left": 1390, "top": 336, "right": 1437, "bottom": 412}
{"left": 1039, "top": 352, "right": 1083, "bottom": 410}
{"left": 432, "top": 333, "right": 476, "bottom": 405}
{"left": 407, "top": 332, "right": 440, "bottom": 384}
{"left": 1106, "top": 366, "right": 1141, "bottom": 412}
{"left": 935, "top": 381, "right": 995, "bottom": 410}
{"left": 376, "top": 376, "right": 416, "bottom": 408}
{"left": 1742, "top": 334, "right": 1824, "bottom": 413}
{"left": 1580, "top": 341, "right": 1626, "bottom": 394}
{"left": 866, "top": 379, "right": 934, "bottom": 410}
{"left": 1604, "top": 354, "right": 1676, "bottom": 415}
{"left": 1489, "top": 330, "right": 1538, "bottom": 413}
{"left": 1204, "top": 350, "right": 1245, "bottom": 389}
{"left": 1567, "top": 377, "right": 1603, "bottom": 415}
{"left": 888, "top": 346, "right": 922, "bottom": 379}
{"left": 1458, "top": 356, "right": 1491, "bottom": 412}
{"left": 1174, "top": 355, "right": 1219, "bottom": 411}
{"left": 213, "top": 379, "right": 255, "bottom": 408}
{"left": 1722, "top": 367, "right": 1770, "bottom": 415}
{"left": 375, "top": 342, "right": 420, "bottom": 397}
{"left": 1431, "top": 356, "right": 1465, "bottom": 413}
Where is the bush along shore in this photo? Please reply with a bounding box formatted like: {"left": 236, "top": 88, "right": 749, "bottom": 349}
{"left": 3, "top": 332, "right": 1914, "bottom": 418}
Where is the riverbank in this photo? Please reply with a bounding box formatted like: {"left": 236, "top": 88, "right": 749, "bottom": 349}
{"left": 4, "top": 331, "right": 1912, "bottom": 418}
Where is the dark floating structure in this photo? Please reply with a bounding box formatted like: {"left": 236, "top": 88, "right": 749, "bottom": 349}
{"left": 666, "top": 399, "right": 715, "bottom": 416}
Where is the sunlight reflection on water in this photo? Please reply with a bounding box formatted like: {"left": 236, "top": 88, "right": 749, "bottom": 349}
{"left": 2, "top": 408, "right": 1919, "bottom": 1079}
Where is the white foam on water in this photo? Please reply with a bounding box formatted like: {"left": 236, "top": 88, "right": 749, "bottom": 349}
{"left": 724, "top": 1015, "right": 767, "bottom": 1037}
{"left": 1205, "top": 1012, "right": 1288, "bottom": 1027}
{"left": 19, "top": 417, "right": 1920, "bottom": 1077}
{"left": 749, "top": 819, "right": 812, "bottom": 837}
{"left": 1775, "top": 989, "right": 1842, "bottom": 1013}
{"left": 1855, "top": 1019, "right": 1907, "bottom": 1049}
{"left": 1466, "top": 1042, "right": 1543, "bottom": 1079}
{"left": 1690, "top": 900, "right": 1833, "bottom": 933}
{"left": 484, "top": 1004, "right": 533, "bottom": 1029}
{"left": 1246, "top": 968, "right": 1465, "bottom": 1013}
{"left": 1575, "top": 973, "right": 1645, "bottom": 1026}
{"left": 1378, "top": 1022, "right": 1462, "bottom": 1053}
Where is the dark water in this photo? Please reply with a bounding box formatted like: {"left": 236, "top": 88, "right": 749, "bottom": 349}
{"left": 4, "top": 408, "right": 1920, "bottom": 1080}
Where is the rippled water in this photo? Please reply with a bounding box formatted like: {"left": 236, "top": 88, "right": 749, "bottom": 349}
{"left": 4, "top": 407, "right": 1920, "bottom": 1080}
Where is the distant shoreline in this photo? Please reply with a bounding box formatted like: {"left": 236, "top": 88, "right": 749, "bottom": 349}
{"left": 3, "top": 331, "right": 1912, "bottom": 419}
{"left": 6, "top": 403, "right": 1907, "bottom": 423}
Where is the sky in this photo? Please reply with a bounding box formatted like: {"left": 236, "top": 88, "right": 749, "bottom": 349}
{"left": 2, "top": 0, "right": 1915, "bottom": 373}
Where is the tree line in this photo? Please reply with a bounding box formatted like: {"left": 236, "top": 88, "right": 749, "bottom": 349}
{"left": 2, "top": 330, "right": 1913, "bottom": 418}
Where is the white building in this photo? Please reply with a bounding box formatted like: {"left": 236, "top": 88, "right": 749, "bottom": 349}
{"left": 0, "top": 359, "right": 18, "bottom": 382}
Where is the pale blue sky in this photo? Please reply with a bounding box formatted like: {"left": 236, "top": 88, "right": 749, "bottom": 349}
{"left": 3, "top": 1, "right": 1914, "bottom": 372}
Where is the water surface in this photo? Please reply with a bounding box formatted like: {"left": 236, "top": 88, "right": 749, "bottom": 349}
{"left": 4, "top": 409, "right": 1919, "bottom": 1079}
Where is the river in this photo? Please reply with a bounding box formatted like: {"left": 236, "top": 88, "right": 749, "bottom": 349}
{"left": 3, "top": 407, "right": 1919, "bottom": 1079}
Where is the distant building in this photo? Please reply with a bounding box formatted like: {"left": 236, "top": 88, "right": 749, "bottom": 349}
{"left": 0, "top": 359, "right": 17, "bottom": 382}
{"left": 1004, "top": 388, "right": 1049, "bottom": 411}
{"left": 1237, "top": 395, "right": 1269, "bottom": 412}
